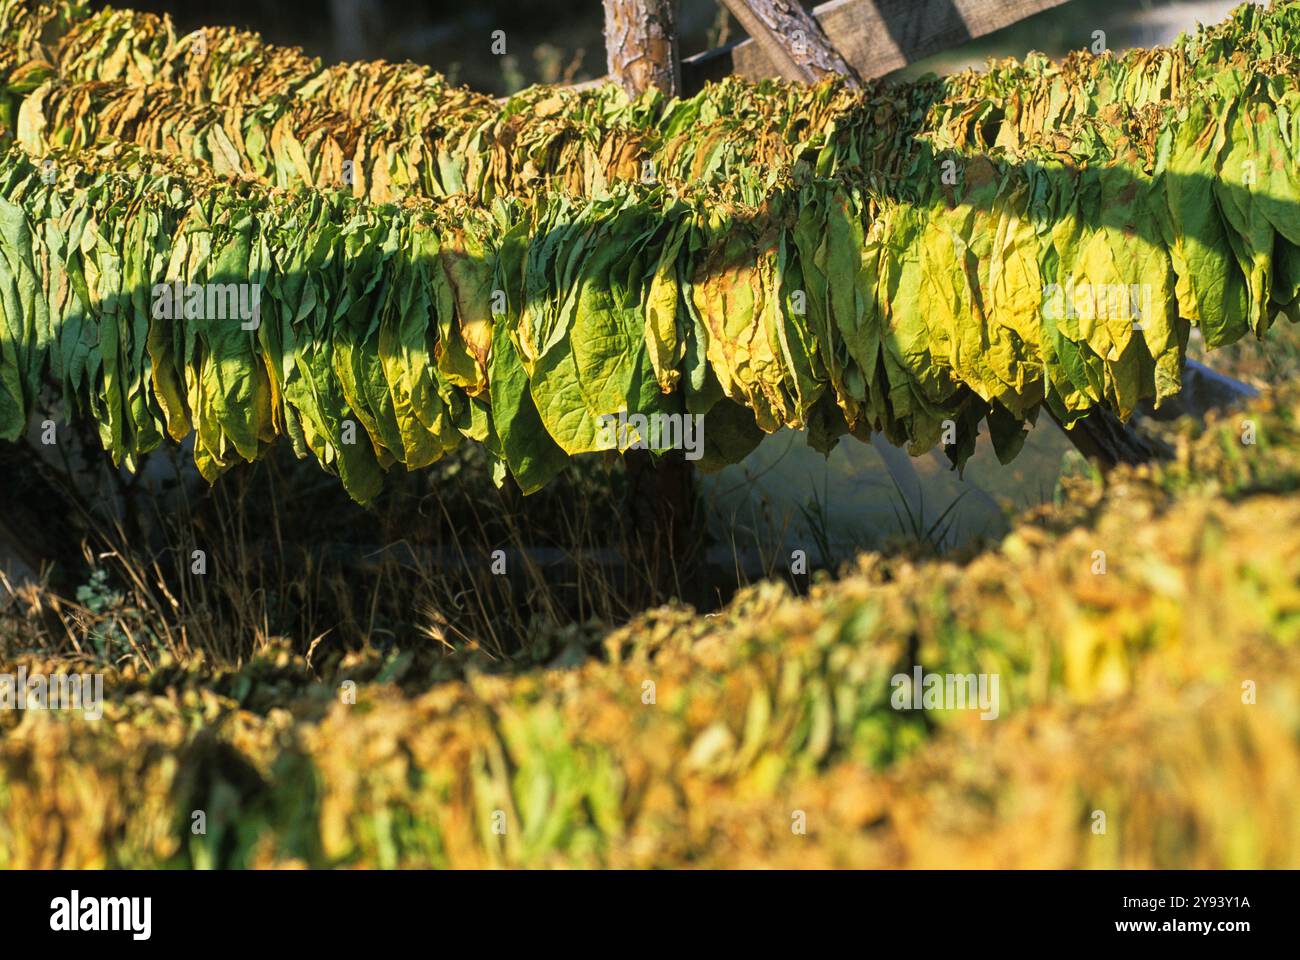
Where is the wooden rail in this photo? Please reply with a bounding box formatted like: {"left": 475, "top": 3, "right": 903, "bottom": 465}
{"left": 684, "top": 0, "right": 1070, "bottom": 91}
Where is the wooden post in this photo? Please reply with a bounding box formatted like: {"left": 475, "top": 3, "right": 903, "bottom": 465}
{"left": 602, "top": 1, "right": 703, "bottom": 603}
{"left": 602, "top": 0, "right": 681, "bottom": 98}
{"left": 0, "top": 441, "right": 89, "bottom": 591}
{"left": 715, "top": 0, "right": 861, "bottom": 87}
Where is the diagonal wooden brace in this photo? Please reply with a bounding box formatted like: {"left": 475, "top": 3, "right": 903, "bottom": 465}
{"left": 715, "top": 0, "right": 862, "bottom": 87}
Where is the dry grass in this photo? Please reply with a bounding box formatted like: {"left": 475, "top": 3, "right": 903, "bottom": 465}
{"left": 0, "top": 438, "right": 766, "bottom": 670}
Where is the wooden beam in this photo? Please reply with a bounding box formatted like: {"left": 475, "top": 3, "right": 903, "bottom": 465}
{"left": 684, "top": 0, "right": 1070, "bottom": 92}
{"left": 715, "top": 0, "right": 861, "bottom": 87}
{"left": 1048, "top": 408, "right": 1169, "bottom": 472}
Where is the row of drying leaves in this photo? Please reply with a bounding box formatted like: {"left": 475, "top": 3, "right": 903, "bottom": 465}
{"left": 0, "top": 0, "right": 1297, "bottom": 500}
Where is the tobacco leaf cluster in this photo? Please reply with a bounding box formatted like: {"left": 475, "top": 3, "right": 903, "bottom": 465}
{"left": 1, "top": 0, "right": 1298, "bottom": 499}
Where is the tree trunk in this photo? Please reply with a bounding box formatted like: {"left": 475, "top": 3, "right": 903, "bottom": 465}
{"left": 602, "top": 1, "right": 702, "bottom": 603}
{"left": 602, "top": 0, "right": 681, "bottom": 98}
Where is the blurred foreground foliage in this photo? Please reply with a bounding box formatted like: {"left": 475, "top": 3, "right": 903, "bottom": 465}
{"left": 1, "top": 380, "right": 1297, "bottom": 867}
